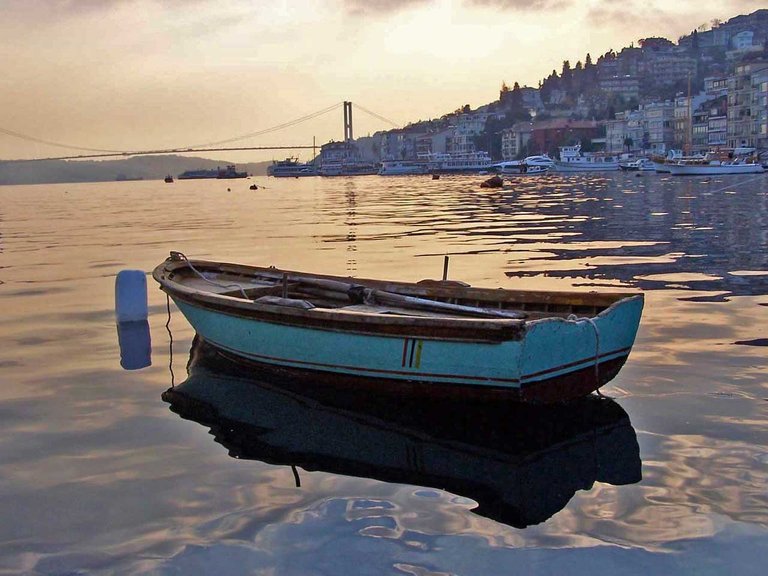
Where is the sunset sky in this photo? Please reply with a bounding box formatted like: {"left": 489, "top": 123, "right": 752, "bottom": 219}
{"left": 0, "top": 0, "right": 763, "bottom": 163}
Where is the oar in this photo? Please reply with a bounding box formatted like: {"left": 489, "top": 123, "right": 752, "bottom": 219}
{"left": 289, "top": 276, "right": 526, "bottom": 320}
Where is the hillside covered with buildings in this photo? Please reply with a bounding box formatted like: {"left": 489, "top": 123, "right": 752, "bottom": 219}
{"left": 325, "top": 9, "right": 768, "bottom": 165}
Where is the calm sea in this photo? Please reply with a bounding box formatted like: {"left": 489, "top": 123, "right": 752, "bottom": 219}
{"left": 1, "top": 172, "right": 767, "bottom": 575}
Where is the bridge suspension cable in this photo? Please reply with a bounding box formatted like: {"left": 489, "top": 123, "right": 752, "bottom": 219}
{"left": 0, "top": 126, "right": 128, "bottom": 154}
{"left": 353, "top": 104, "right": 400, "bottom": 128}
{"left": 182, "top": 102, "right": 344, "bottom": 148}
{"left": 0, "top": 102, "right": 345, "bottom": 156}
{"left": 1, "top": 101, "right": 403, "bottom": 162}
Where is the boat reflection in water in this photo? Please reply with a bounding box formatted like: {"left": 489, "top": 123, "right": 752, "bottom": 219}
{"left": 163, "top": 337, "right": 642, "bottom": 529}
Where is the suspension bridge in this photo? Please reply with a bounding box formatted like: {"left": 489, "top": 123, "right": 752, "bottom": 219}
{"left": 0, "top": 101, "right": 400, "bottom": 163}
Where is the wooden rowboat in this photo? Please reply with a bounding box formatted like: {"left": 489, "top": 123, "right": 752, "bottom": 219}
{"left": 153, "top": 252, "right": 644, "bottom": 403}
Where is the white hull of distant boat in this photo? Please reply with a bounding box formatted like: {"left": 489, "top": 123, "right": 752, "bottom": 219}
{"left": 554, "top": 144, "right": 619, "bottom": 172}
{"left": 378, "top": 161, "right": 428, "bottom": 176}
{"left": 619, "top": 159, "right": 655, "bottom": 172}
{"left": 667, "top": 162, "right": 765, "bottom": 175}
{"left": 490, "top": 155, "right": 553, "bottom": 176}
{"left": 427, "top": 152, "right": 494, "bottom": 174}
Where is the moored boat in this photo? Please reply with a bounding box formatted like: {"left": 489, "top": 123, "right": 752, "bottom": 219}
{"left": 153, "top": 253, "right": 644, "bottom": 403}
{"left": 619, "top": 158, "right": 655, "bottom": 172}
{"left": 667, "top": 149, "right": 765, "bottom": 175}
{"left": 553, "top": 144, "right": 620, "bottom": 172}
{"left": 489, "top": 155, "right": 553, "bottom": 176}
{"left": 426, "top": 151, "right": 494, "bottom": 174}
{"left": 164, "top": 175, "right": 174, "bottom": 183}
{"left": 667, "top": 159, "right": 765, "bottom": 175}
{"left": 267, "top": 157, "right": 318, "bottom": 177}
{"left": 378, "top": 160, "right": 429, "bottom": 175}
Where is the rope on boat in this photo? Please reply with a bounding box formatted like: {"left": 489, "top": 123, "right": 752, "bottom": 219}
{"left": 166, "top": 293, "right": 175, "bottom": 388}
{"left": 169, "top": 251, "right": 249, "bottom": 299}
{"left": 568, "top": 315, "right": 601, "bottom": 391}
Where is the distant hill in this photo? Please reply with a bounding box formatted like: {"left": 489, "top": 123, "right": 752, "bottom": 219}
{"left": 0, "top": 154, "right": 273, "bottom": 185}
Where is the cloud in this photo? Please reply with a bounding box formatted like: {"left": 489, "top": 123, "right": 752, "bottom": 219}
{"left": 342, "top": 0, "right": 432, "bottom": 15}
{"left": 341, "top": 0, "right": 571, "bottom": 15}
{"left": 467, "top": 0, "right": 573, "bottom": 10}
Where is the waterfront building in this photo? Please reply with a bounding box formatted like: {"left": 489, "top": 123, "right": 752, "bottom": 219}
{"left": 379, "top": 128, "right": 428, "bottom": 161}
{"left": 705, "top": 96, "right": 729, "bottom": 148}
{"left": 500, "top": 122, "right": 533, "bottom": 160}
{"left": 753, "top": 67, "right": 768, "bottom": 150}
{"left": 605, "top": 110, "right": 644, "bottom": 154}
{"left": 450, "top": 111, "right": 493, "bottom": 155}
{"left": 673, "top": 93, "right": 709, "bottom": 149}
{"left": 415, "top": 129, "right": 453, "bottom": 159}
{"left": 320, "top": 141, "right": 355, "bottom": 165}
{"left": 727, "top": 60, "right": 768, "bottom": 148}
{"left": 643, "top": 101, "right": 675, "bottom": 153}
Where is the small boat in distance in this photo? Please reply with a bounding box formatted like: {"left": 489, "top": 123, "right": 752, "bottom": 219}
{"left": 164, "top": 175, "right": 174, "bottom": 183}
{"left": 153, "top": 253, "right": 644, "bottom": 403}
{"left": 619, "top": 158, "right": 655, "bottom": 172}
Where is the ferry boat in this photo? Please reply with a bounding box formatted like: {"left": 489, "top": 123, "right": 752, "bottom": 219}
{"left": 378, "top": 160, "right": 428, "bottom": 176}
{"left": 553, "top": 145, "right": 619, "bottom": 172}
{"left": 319, "top": 162, "right": 380, "bottom": 177}
{"left": 267, "top": 157, "right": 318, "bottom": 177}
{"left": 178, "top": 165, "right": 248, "bottom": 180}
{"left": 426, "top": 151, "right": 494, "bottom": 174}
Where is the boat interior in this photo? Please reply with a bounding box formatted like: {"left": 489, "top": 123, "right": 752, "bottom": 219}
{"left": 163, "top": 260, "right": 631, "bottom": 322}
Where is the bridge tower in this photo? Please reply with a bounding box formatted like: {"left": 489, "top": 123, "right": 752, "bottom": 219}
{"left": 343, "top": 101, "right": 353, "bottom": 143}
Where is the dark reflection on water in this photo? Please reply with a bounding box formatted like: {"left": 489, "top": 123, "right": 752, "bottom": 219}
{"left": 164, "top": 338, "right": 642, "bottom": 530}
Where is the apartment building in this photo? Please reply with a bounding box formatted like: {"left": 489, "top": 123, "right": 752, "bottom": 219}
{"left": 727, "top": 60, "right": 768, "bottom": 148}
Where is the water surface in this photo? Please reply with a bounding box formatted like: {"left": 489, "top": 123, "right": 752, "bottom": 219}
{"left": 1, "top": 172, "right": 767, "bottom": 575}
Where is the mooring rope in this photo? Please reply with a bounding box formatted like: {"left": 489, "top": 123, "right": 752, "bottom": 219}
{"left": 169, "top": 251, "right": 249, "bottom": 299}
{"left": 705, "top": 174, "right": 766, "bottom": 195}
{"left": 166, "top": 293, "right": 175, "bottom": 388}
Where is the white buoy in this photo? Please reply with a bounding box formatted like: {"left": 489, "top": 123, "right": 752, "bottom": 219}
{"left": 115, "top": 269, "right": 148, "bottom": 322}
